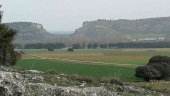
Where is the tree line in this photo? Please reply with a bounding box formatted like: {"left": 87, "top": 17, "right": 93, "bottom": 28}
{"left": 15, "top": 41, "right": 170, "bottom": 49}
{"left": 73, "top": 42, "right": 170, "bottom": 49}
{"left": 15, "top": 43, "right": 65, "bottom": 49}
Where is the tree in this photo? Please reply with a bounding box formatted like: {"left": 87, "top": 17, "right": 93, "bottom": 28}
{"left": 72, "top": 43, "right": 81, "bottom": 49}
{"left": 99, "top": 43, "right": 107, "bottom": 48}
{"left": 0, "top": 6, "right": 17, "bottom": 66}
{"left": 92, "top": 43, "right": 98, "bottom": 49}
{"left": 87, "top": 44, "right": 92, "bottom": 49}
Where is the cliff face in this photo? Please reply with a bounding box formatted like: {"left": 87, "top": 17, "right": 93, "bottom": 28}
{"left": 5, "top": 22, "right": 48, "bottom": 34}
{"left": 5, "top": 22, "right": 50, "bottom": 43}
{"left": 71, "top": 17, "right": 170, "bottom": 43}
{"left": 5, "top": 17, "right": 170, "bottom": 44}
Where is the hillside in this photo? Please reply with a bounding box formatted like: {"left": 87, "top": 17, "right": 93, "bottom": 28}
{"left": 5, "top": 17, "right": 170, "bottom": 45}
{"left": 71, "top": 17, "right": 170, "bottom": 43}
{"left": 5, "top": 22, "right": 50, "bottom": 43}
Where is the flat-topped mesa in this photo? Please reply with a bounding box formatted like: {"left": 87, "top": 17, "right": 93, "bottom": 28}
{"left": 71, "top": 17, "right": 170, "bottom": 43}
{"left": 4, "top": 22, "right": 50, "bottom": 42}
{"left": 4, "top": 22, "right": 49, "bottom": 34}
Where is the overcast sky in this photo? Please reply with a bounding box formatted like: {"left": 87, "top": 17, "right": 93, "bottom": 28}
{"left": 1, "top": 0, "right": 170, "bottom": 33}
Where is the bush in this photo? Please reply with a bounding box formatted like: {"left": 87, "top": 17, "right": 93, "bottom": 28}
{"left": 149, "top": 55, "right": 170, "bottom": 63}
{"left": 148, "top": 63, "right": 170, "bottom": 78}
{"left": 48, "top": 48, "right": 54, "bottom": 51}
{"left": 135, "top": 66, "right": 161, "bottom": 81}
{"left": 68, "top": 48, "right": 74, "bottom": 52}
{"left": 135, "top": 55, "right": 170, "bottom": 81}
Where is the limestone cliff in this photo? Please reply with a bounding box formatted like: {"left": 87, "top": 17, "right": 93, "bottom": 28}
{"left": 5, "top": 22, "right": 49, "bottom": 43}
{"left": 71, "top": 17, "right": 170, "bottom": 43}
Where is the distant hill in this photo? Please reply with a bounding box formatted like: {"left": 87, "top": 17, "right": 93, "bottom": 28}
{"left": 5, "top": 22, "right": 51, "bottom": 43}
{"left": 71, "top": 17, "right": 170, "bottom": 43}
{"left": 5, "top": 17, "right": 170, "bottom": 45}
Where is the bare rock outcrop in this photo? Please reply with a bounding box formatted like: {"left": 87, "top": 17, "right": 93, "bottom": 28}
{"left": 0, "top": 66, "right": 164, "bottom": 96}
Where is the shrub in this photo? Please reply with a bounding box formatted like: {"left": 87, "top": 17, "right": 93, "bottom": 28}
{"left": 149, "top": 55, "right": 170, "bottom": 64}
{"left": 68, "top": 48, "right": 74, "bottom": 52}
{"left": 135, "top": 66, "right": 161, "bottom": 81}
{"left": 47, "top": 48, "right": 54, "bottom": 51}
{"left": 135, "top": 55, "right": 170, "bottom": 81}
{"left": 148, "top": 63, "right": 170, "bottom": 78}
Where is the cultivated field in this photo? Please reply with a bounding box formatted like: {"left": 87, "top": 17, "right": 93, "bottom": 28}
{"left": 15, "top": 48, "right": 170, "bottom": 81}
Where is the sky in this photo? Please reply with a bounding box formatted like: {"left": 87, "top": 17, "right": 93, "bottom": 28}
{"left": 1, "top": 0, "right": 170, "bottom": 33}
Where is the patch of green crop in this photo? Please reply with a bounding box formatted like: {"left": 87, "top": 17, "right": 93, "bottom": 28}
{"left": 15, "top": 59, "right": 143, "bottom": 82}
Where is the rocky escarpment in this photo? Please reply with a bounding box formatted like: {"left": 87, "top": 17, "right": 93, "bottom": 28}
{"left": 5, "top": 22, "right": 49, "bottom": 43}
{"left": 0, "top": 66, "right": 164, "bottom": 96}
{"left": 71, "top": 17, "right": 170, "bottom": 43}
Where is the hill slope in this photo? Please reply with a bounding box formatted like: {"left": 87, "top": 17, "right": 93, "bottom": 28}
{"left": 5, "top": 22, "right": 50, "bottom": 43}
{"left": 71, "top": 17, "right": 170, "bottom": 43}
{"left": 5, "top": 17, "right": 170, "bottom": 44}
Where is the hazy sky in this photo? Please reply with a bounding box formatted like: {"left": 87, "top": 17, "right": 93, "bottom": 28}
{"left": 1, "top": 0, "right": 170, "bottom": 33}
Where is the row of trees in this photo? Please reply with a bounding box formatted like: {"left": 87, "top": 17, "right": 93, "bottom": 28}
{"left": 15, "top": 42, "right": 170, "bottom": 49}
{"left": 15, "top": 43, "right": 65, "bottom": 49}
{"left": 73, "top": 42, "right": 170, "bottom": 49}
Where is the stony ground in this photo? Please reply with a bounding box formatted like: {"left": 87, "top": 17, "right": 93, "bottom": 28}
{"left": 0, "top": 66, "right": 167, "bottom": 96}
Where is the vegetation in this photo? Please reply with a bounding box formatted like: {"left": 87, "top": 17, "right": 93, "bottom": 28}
{"left": 135, "top": 56, "right": 170, "bottom": 81}
{"left": 72, "top": 43, "right": 81, "bottom": 49}
{"left": 67, "top": 48, "right": 74, "bottom": 52}
{"left": 23, "top": 43, "right": 65, "bottom": 49}
{"left": 0, "top": 6, "right": 17, "bottom": 66}
{"left": 14, "top": 48, "right": 170, "bottom": 82}
{"left": 16, "top": 59, "right": 137, "bottom": 81}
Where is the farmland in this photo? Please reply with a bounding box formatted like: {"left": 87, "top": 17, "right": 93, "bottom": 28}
{"left": 15, "top": 48, "right": 170, "bottom": 82}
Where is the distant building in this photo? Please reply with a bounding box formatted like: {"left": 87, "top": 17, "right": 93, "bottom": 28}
{"left": 130, "top": 37, "right": 165, "bottom": 42}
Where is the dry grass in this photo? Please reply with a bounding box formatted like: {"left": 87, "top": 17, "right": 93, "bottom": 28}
{"left": 130, "top": 81, "right": 170, "bottom": 94}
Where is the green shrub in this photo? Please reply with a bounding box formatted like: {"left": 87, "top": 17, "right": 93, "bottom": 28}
{"left": 135, "top": 55, "right": 170, "bottom": 81}
{"left": 149, "top": 63, "right": 170, "bottom": 78}
{"left": 135, "top": 66, "right": 161, "bottom": 81}
{"left": 149, "top": 55, "right": 170, "bottom": 64}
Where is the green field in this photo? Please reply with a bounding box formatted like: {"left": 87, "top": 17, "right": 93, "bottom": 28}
{"left": 16, "top": 59, "right": 140, "bottom": 81}
{"left": 15, "top": 48, "right": 170, "bottom": 82}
